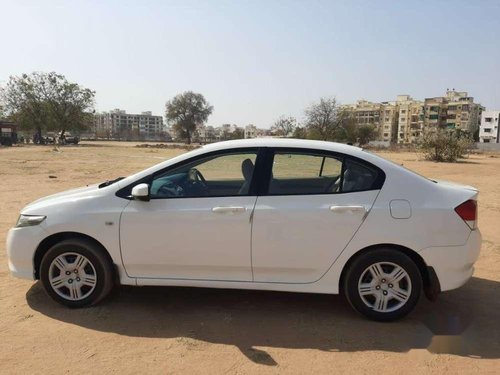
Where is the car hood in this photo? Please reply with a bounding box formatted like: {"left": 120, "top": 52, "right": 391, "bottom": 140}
{"left": 22, "top": 184, "right": 101, "bottom": 214}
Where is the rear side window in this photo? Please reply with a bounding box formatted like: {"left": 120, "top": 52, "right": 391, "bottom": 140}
{"left": 269, "top": 153, "right": 342, "bottom": 195}
{"left": 342, "top": 158, "right": 379, "bottom": 193}
{"left": 268, "top": 150, "right": 383, "bottom": 195}
{"left": 272, "top": 153, "right": 341, "bottom": 179}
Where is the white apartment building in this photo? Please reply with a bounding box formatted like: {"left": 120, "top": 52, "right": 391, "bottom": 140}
{"left": 220, "top": 124, "right": 240, "bottom": 134}
{"left": 95, "top": 109, "right": 164, "bottom": 140}
{"left": 244, "top": 124, "right": 258, "bottom": 138}
{"left": 244, "top": 124, "right": 270, "bottom": 138}
{"left": 479, "top": 110, "right": 500, "bottom": 143}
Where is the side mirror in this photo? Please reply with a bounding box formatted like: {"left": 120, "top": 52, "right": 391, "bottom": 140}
{"left": 131, "top": 183, "right": 150, "bottom": 201}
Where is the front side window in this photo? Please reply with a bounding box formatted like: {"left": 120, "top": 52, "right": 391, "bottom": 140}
{"left": 268, "top": 151, "right": 381, "bottom": 195}
{"left": 150, "top": 151, "right": 257, "bottom": 198}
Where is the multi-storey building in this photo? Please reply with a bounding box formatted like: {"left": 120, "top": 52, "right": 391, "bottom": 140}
{"left": 378, "top": 102, "right": 397, "bottom": 142}
{"left": 380, "top": 102, "right": 399, "bottom": 143}
{"left": 243, "top": 124, "right": 256, "bottom": 138}
{"left": 343, "top": 90, "right": 483, "bottom": 144}
{"left": 422, "top": 90, "right": 482, "bottom": 134}
{"left": 341, "top": 100, "right": 398, "bottom": 142}
{"left": 244, "top": 124, "right": 269, "bottom": 138}
{"left": 479, "top": 110, "right": 500, "bottom": 143}
{"left": 443, "top": 90, "right": 483, "bottom": 134}
{"left": 95, "top": 109, "right": 164, "bottom": 140}
{"left": 423, "top": 90, "right": 482, "bottom": 135}
{"left": 422, "top": 96, "right": 448, "bottom": 133}
{"left": 394, "top": 95, "right": 424, "bottom": 144}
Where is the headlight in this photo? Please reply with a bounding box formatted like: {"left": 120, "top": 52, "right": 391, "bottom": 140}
{"left": 16, "top": 215, "right": 46, "bottom": 228}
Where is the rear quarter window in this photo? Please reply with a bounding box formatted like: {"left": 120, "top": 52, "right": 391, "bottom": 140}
{"left": 342, "top": 158, "right": 380, "bottom": 193}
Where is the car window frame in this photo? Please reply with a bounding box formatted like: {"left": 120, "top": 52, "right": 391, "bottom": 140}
{"left": 116, "top": 147, "right": 265, "bottom": 200}
{"left": 259, "top": 147, "right": 385, "bottom": 196}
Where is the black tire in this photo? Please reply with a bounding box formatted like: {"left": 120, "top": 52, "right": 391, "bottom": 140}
{"left": 343, "top": 248, "right": 422, "bottom": 322}
{"left": 40, "top": 238, "right": 114, "bottom": 308}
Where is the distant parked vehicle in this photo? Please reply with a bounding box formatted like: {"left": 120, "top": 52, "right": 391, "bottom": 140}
{"left": 37, "top": 132, "right": 56, "bottom": 144}
{"left": 0, "top": 121, "right": 18, "bottom": 146}
{"left": 59, "top": 132, "right": 79, "bottom": 145}
{"left": 36, "top": 132, "right": 79, "bottom": 145}
{"left": 7, "top": 139, "right": 481, "bottom": 321}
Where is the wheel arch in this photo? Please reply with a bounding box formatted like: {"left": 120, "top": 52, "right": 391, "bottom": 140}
{"left": 33, "top": 232, "right": 114, "bottom": 279}
{"left": 339, "top": 243, "right": 439, "bottom": 300}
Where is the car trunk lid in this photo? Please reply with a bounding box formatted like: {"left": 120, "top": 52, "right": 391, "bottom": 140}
{"left": 432, "top": 179, "right": 478, "bottom": 192}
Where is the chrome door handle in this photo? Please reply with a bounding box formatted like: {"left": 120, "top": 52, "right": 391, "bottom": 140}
{"left": 329, "top": 205, "right": 367, "bottom": 214}
{"left": 212, "top": 206, "right": 246, "bottom": 214}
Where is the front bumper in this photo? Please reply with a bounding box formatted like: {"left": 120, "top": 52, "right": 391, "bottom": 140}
{"left": 6, "top": 225, "right": 47, "bottom": 280}
{"left": 418, "top": 229, "right": 482, "bottom": 292}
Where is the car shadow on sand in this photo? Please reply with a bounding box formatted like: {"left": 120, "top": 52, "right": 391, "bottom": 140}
{"left": 26, "top": 276, "right": 500, "bottom": 366}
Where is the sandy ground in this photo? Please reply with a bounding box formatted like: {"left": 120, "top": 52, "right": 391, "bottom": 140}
{"left": 0, "top": 143, "right": 499, "bottom": 374}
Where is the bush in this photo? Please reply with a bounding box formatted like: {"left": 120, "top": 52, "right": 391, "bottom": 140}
{"left": 420, "top": 130, "right": 472, "bottom": 162}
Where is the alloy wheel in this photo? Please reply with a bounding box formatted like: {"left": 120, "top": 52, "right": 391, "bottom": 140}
{"left": 48, "top": 252, "right": 97, "bottom": 301}
{"left": 357, "top": 261, "right": 412, "bottom": 313}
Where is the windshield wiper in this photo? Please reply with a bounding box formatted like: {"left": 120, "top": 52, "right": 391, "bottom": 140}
{"left": 98, "top": 177, "right": 125, "bottom": 188}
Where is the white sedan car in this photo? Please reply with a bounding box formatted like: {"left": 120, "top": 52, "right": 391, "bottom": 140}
{"left": 7, "top": 139, "right": 481, "bottom": 321}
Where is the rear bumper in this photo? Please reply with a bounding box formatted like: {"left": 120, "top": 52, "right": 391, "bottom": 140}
{"left": 418, "top": 229, "right": 481, "bottom": 292}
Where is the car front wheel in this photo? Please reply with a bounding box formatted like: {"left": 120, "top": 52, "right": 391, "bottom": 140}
{"left": 40, "top": 238, "right": 114, "bottom": 308}
{"left": 344, "top": 248, "right": 422, "bottom": 321}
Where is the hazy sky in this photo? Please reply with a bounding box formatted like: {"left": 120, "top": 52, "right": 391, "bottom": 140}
{"left": 1, "top": 0, "right": 500, "bottom": 128}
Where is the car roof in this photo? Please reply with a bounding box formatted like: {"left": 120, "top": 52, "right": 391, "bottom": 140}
{"left": 115, "top": 137, "right": 425, "bottom": 191}
{"left": 201, "top": 138, "right": 363, "bottom": 154}
{"left": 199, "top": 138, "right": 417, "bottom": 179}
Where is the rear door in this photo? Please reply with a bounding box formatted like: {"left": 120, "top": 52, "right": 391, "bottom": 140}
{"left": 251, "top": 148, "right": 383, "bottom": 283}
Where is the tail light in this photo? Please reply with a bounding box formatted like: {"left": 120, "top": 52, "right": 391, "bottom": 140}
{"left": 454, "top": 199, "right": 477, "bottom": 230}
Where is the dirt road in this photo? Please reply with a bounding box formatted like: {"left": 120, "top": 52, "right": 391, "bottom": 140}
{"left": 1, "top": 144, "right": 499, "bottom": 374}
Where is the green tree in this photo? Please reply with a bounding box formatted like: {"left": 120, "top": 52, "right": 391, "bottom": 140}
{"left": 292, "top": 126, "right": 307, "bottom": 139}
{"left": 472, "top": 127, "right": 480, "bottom": 142}
{"left": 357, "top": 125, "right": 376, "bottom": 145}
{"left": 229, "top": 128, "right": 245, "bottom": 140}
{"left": 165, "top": 91, "right": 213, "bottom": 144}
{"left": 0, "top": 72, "right": 95, "bottom": 140}
{"left": 338, "top": 114, "right": 358, "bottom": 143}
{"left": 304, "top": 97, "right": 346, "bottom": 141}
{"left": 272, "top": 115, "right": 297, "bottom": 137}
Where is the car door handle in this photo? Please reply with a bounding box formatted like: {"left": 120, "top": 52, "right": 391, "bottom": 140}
{"left": 329, "top": 205, "right": 367, "bottom": 214}
{"left": 212, "top": 206, "right": 247, "bottom": 214}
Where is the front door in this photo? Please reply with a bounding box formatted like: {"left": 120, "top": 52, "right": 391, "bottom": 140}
{"left": 120, "top": 149, "right": 260, "bottom": 281}
{"left": 251, "top": 149, "right": 382, "bottom": 283}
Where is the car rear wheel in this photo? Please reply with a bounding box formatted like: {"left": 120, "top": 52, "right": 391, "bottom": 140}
{"left": 40, "top": 238, "right": 114, "bottom": 308}
{"left": 344, "top": 248, "right": 422, "bottom": 321}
